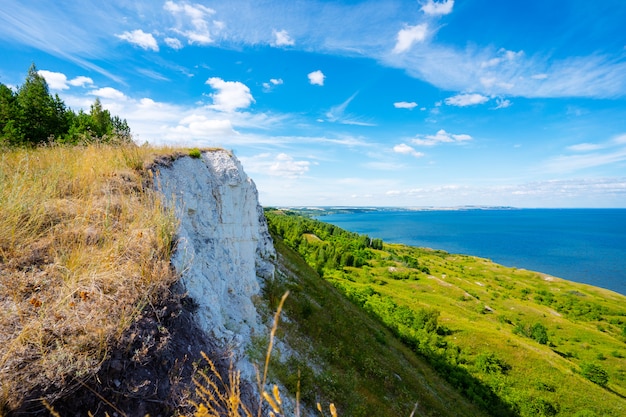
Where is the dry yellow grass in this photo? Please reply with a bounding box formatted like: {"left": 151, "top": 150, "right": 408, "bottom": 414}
{"left": 0, "top": 143, "right": 180, "bottom": 410}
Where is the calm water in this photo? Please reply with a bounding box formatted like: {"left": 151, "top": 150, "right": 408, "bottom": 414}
{"left": 320, "top": 209, "right": 626, "bottom": 296}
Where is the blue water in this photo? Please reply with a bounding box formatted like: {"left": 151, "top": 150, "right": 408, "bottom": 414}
{"left": 319, "top": 209, "right": 626, "bottom": 296}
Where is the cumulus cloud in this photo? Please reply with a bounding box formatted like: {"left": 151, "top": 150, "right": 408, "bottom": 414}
{"left": 164, "top": 0, "right": 220, "bottom": 45}
{"left": 164, "top": 37, "right": 183, "bottom": 49}
{"left": 412, "top": 129, "right": 472, "bottom": 146}
{"left": 37, "top": 70, "right": 69, "bottom": 90}
{"left": 205, "top": 77, "right": 255, "bottom": 112}
{"left": 308, "top": 70, "right": 325, "bottom": 86}
{"left": 273, "top": 29, "right": 294, "bottom": 46}
{"left": 394, "top": 101, "right": 418, "bottom": 109}
{"left": 393, "top": 23, "right": 428, "bottom": 54}
{"left": 421, "top": 0, "right": 455, "bottom": 16}
{"left": 262, "top": 78, "right": 284, "bottom": 91}
{"left": 393, "top": 143, "right": 424, "bottom": 158}
{"left": 116, "top": 29, "right": 158, "bottom": 51}
{"left": 68, "top": 76, "right": 94, "bottom": 87}
{"left": 40, "top": 71, "right": 94, "bottom": 90}
{"left": 444, "top": 93, "right": 489, "bottom": 107}
{"left": 166, "top": 114, "right": 238, "bottom": 140}
{"left": 89, "top": 87, "right": 127, "bottom": 101}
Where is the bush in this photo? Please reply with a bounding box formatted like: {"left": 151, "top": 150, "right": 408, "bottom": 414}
{"left": 580, "top": 362, "right": 609, "bottom": 387}
{"left": 189, "top": 148, "right": 202, "bottom": 158}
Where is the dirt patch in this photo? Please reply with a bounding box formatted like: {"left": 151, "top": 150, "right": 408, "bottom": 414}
{"left": 9, "top": 282, "right": 259, "bottom": 417}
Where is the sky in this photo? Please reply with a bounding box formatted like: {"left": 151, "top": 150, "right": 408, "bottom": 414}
{"left": 1, "top": 0, "right": 626, "bottom": 208}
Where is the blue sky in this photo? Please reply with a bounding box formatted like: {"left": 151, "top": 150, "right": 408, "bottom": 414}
{"left": 1, "top": 0, "right": 626, "bottom": 207}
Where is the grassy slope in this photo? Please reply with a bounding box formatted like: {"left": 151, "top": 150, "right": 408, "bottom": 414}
{"left": 265, "top": 234, "right": 489, "bottom": 417}
{"left": 0, "top": 144, "right": 182, "bottom": 410}
{"left": 266, "top": 211, "right": 626, "bottom": 417}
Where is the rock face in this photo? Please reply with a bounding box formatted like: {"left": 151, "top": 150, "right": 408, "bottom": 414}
{"left": 156, "top": 150, "right": 275, "bottom": 377}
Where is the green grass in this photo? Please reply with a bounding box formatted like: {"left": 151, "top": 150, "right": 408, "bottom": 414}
{"left": 265, "top": 210, "right": 626, "bottom": 417}
{"left": 262, "top": 234, "right": 490, "bottom": 417}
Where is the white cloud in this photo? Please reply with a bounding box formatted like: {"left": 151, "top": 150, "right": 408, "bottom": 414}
{"left": 164, "top": 37, "right": 183, "bottom": 49}
{"left": 263, "top": 78, "right": 284, "bottom": 91}
{"left": 393, "top": 143, "right": 424, "bottom": 158}
{"left": 493, "top": 97, "right": 512, "bottom": 109}
{"left": 166, "top": 114, "right": 238, "bottom": 141}
{"left": 421, "top": 0, "right": 455, "bottom": 16}
{"left": 89, "top": 87, "right": 127, "bottom": 101}
{"left": 394, "top": 101, "right": 418, "bottom": 109}
{"left": 116, "top": 29, "right": 158, "bottom": 51}
{"left": 164, "top": 0, "right": 219, "bottom": 45}
{"left": 613, "top": 133, "right": 626, "bottom": 145}
{"left": 68, "top": 76, "right": 93, "bottom": 87}
{"left": 273, "top": 29, "right": 294, "bottom": 46}
{"left": 412, "top": 129, "right": 472, "bottom": 146}
{"left": 567, "top": 143, "right": 604, "bottom": 152}
{"left": 393, "top": 23, "right": 428, "bottom": 54}
{"left": 242, "top": 153, "right": 310, "bottom": 179}
{"left": 39, "top": 70, "right": 92, "bottom": 90}
{"left": 444, "top": 93, "right": 489, "bottom": 107}
{"left": 205, "top": 77, "right": 255, "bottom": 112}
{"left": 326, "top": 92, "right": 376, "bottom": 126}
{"left": 308, "top": 70, "right": 325, "bottom": 86}
{"left": 38, "top": 70, "right": 70, "bottom": 90}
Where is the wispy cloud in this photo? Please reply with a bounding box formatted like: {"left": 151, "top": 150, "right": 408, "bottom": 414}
{"left": 394, "top": 101, "right": 418, "bottom": 109}
{"left": 412, "top": 129, "right": 472, "bottom": 146}
{"left": 445, "top": 93, "right": 489, "bottom": 107}
{"left": 116, "top": 29, "right": 159, "bottom": 51}
{"left": 164, "top": 37, "right": 183, "bottom": 49}
{"left": 326, "top": 92, "right": 376, "bottom": 126}
{"left": 164, "top": 0, "right": 220, "bottom": 45}
{"left": 383, "top": 178, "right": 626, "bottom": 207}
{"left": 240, "top": 153, "right": 311, "bottom": 179}
{"left": 545, "top": 133, "right": 626, "bottom": 173}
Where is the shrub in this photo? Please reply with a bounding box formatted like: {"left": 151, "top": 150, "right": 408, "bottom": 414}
{"left": 189, "top": 148, "right": 202, "bottom": 158}
{"left": 580, "top": 362, "right": 609, "bottom": 387}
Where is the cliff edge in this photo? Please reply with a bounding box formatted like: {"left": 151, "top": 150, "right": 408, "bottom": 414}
{"left": 157, "top": 150, "right": 275, "bottom": 379}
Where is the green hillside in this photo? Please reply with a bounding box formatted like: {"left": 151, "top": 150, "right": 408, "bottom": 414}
{"left": 265, "top": 209, "right": 626, "bottom": 417}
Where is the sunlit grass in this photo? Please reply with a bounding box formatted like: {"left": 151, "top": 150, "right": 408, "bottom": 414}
{"left": 0, "top": 143, "right": 181, "bottom": 409}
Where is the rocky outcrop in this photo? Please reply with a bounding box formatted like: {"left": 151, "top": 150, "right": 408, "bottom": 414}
{"left": 156, "top": 150, "right": 275, "bottom": 379}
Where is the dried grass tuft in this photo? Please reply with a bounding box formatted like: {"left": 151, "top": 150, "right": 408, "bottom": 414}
{"left": 0, "top": 143, "right": 180, "bottom": 410}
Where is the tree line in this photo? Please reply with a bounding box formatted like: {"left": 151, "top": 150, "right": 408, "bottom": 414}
{"left": 1, "top": 64, "right": 131, "bottom": 146}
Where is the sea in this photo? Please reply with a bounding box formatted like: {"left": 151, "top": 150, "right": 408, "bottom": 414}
{"left": 318, "top": 208, "right": 626, "bottom": 296}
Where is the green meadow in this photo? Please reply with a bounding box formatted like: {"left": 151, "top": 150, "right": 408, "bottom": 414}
{"left": 265, "top": 209, "right": 626, "bottom": 417}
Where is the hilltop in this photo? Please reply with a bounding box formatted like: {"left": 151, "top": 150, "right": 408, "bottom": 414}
{"left": 1, "top": 144, "right": 625, "bottom": 416}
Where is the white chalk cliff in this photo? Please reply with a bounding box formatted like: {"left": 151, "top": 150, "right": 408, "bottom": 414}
{"left": 156, "top": 150, "right": 275, "bottom": 377}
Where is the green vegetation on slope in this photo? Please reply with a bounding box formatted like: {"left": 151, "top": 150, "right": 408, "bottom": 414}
{"left": 265, "top": 209, "right": 626, "bottom": 417}
{"left": 261, "top": 230, "right": 490, "bottom": 417}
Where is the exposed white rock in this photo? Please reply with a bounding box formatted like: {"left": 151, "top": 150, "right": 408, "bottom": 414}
{"left": 155, "top": 150, "right": 275, "bottom": 379}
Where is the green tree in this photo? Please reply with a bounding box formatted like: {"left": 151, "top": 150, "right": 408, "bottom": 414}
{"left": 16, "top": 63, "right": 66, "bottom": 144}
{"left": 0, "top": 83, "right": 23, "bottom": 145}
